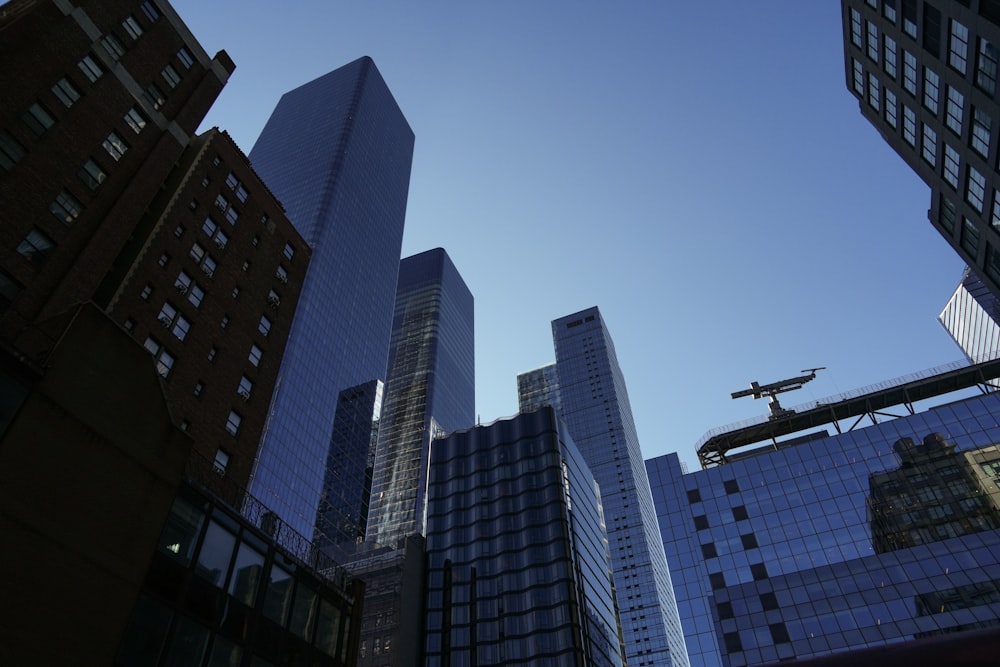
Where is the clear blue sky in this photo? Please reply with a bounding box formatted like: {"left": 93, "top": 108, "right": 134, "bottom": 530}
{"left": 174, "top": 1, "right": 966, "bottom": 472}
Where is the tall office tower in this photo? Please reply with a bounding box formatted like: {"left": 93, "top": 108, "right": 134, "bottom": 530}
{"left": 0, "top": 0, "right": 234, "bottom": 346}
{"left": 647, "top": 360, "right": 1000, "bottom": 666}
{"left": 246, "top": 57, "right": 415, "bottom": 539}
{"left": 940, "top": 267, "right": 1000, "bottom": 361}
{"left": 841, "top": 1, "right": 1000, "bottom": 299}
{"left": 315, "top": 379, "right": 384, "bottom": 560}
{"left": 425, "top": 408, "right": 627, "bottom": 667}
{"left": 366, "top": 247, "right": 475, "bottom": 547}
{"left": 518, "top": 307, "right": 689, "bottom": 667}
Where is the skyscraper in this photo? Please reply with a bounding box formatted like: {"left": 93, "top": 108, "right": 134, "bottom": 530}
{"left": 939, "top": 267, "right": 1000, "bottom": 361}
{"left": 366, "top": 247, "right": 475, "bottom": 547}
{"left": 647, "top": 361, "right": 1000, "bottom": 666}
{"left": 518, "top": 307, "right": 689, "bottom": 667}
{"left": 841, "top": 1, "right": 1000, "bottom": 298}
{"left": 246, "top": 57, "right": 415, "bottom": 539}
{"left": 424, "top": 408, "right": 627, "bottom": 667}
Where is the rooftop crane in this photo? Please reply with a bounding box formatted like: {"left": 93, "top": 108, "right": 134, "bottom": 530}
{"left": 731, "top": 368, "right": 825, "bottom": 420}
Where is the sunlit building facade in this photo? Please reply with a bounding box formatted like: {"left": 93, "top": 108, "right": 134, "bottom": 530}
{"left": 940, "top": 267, "right": 1000, "bottom": 361}
{"left": 246, "top": 57, "right": 415, "bottom": 540}
{"left": 647, "top": 362, "right": 1000, "bottom": 666}
{"left": 366, "top": 247, "right": 475, "bottom": 547}
{"left": 518, "top": 307, "right": 689, "bottom": 667}
{"left": 424, "top": 408, "right": 626, "bottom": 667}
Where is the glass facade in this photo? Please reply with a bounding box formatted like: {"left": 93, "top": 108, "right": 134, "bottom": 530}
{"left": 366, "top": 248, "right": 475, "bottom": 546}
{"left": 647, "top": 390, "right": 1000, "bottom": 666}
{"left": 246, "top": 57, "right": 415, "bottom": 539}
{"left": 314, "top": 379, "right": 383, "bottom": 561}
{"left": 424, "top": 407, "right": 626, "bottom": 667}
{"left": 518, "top": 307, "right": 689, "bottom": 667}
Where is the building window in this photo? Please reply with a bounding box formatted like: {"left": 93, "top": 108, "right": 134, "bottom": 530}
{"left": 967, "top": 167, "right": 987, "bottom": 213}
{"left": 0, "top": 131, "right": 25, "bottom": 172}
{"left": 124, "top": 106, "right": 147, "bottom": 134}
{"left": 225, "top": 172, "right": 250, "bottom": 203}
{"left": 732, "top": 505, "right": 749, "bottom": 521}
{"left": 202, "top": 217, "right": 230, "bottom": 249}
{"left": 208, "top": 346, "right": 218, "bottom": 362}
{"left": 123, "top": 318, "right": 135, "bottom": 332}
{"left": 922, "top": 2, "right": 941, "bottom": 57}
{"left": 700, "top": 542, "right": 717, "bottom": 559}
{"left": 77, "top": 54, "right": 103, "bottom": 82}
{"left": 242, "top": 259, "right": 251, "bottom": 272}
{"left": 992, "top": 191, "right": 1000, "bottom": 231}
{"left": 902, "top": 50, "right": 917, "bottom": 95}
{"left": 158, "top": 302, "right": 191, "bottom": 341}
{"left": 258, "top": 315, "right": 272, "bottom": 337}
{"left": 194, "top": 381, "right": 204, "bottom": 397}
{"left": 977, "top": 38, "right": 999, "bottom": 96}
{"left": 161, "top": 64, "right": 181, "bottom": 89}
{"left": 22, "top": 102, "right": 55, "bottom": 135}
{"left": 903, "top": 106, "right": 916, "bottom": 144}
{"left": 686, "top": 488, "right": 701, "bottom": 504}
{"left": 174, "top": 271, "right": 204, "bottom": 307}
{"left": 101, "top": 34, "right": 125, "bottom": 60}
{"left": 923, "top": 68, "right": 940, "bottom": 115}
{"left": 103, "top": 132, "right": 128, "bottom": 161}
{"left": 961, "top": 217, "right": 980, "bottom": 257}
{"left": 238, "top": 375, "right": 253, "bottom": 400}
{"left": 143, "top": 337, "right": 175, "bottom": 378}
{"left": 850, "top": 8, "right": 863, "bottom": 48}
{"left": 50, "top": 190, "right": 83, "bottom": 224}
{"left": 144, "top": 84, "right": 166, "bottom": 110}
{"left": 723, "top": 633, "right": 742, "bottom": 654}
{"left": 709, "top": 572, "right": 726, "bottom": 589}
{"left": 177, "top": 47, "right": 195, "bottom": 69}
{"left": 852, "top": 59, "right": 864, "bottom": 95}
{"left": 157, "top": 253, "right": 170, "bottom": 268}
{"left": 174, "top": 225, "right": 185, "bottom": 238}
{"left": 693, "top": 515, "right": 709, "bottom": 530}
{"left": 902, "top": 0, "right": 917, "bottom": 38}
{"left": 945, "top": 87, "right": 964, "bottom": 135}
{"left": 78, "top": 159, "right": 107, "bottom": 190}
{"left": 986, "top": 244, "right": 1000, "bottom": 284}
{"left": 276, "top": 264, "right": 289, "bottom": 283}
{"left": 189, "top": 243, "right": 217, "bottom": 278}
{"left": 249, "top": 344, "right": 263, "bottom": 367}
{"left": 122, "top": 15, "right": 143, "bottom": 40}
{"left": 141, "top": 284, "right": 153, "bottom": 300}
{"left": 267, "top": 290, "right": 281, "bottom": 308}
{"left": 724, "top": 479, "right": 740, "bottom": 494}
{"left": 750, "top": 563, "right": 769, "bottom": 580}
{"left": 884, "top": 0, "right": 897, "bottom": 23}
{"left": 717, "top": 601, "right": 734, "bottom": 620}
{"left": 141, "top": 1, "right": 160, "bottom": 22}
{"left": 225, "top": 410, "right": 242, "bottom": 436}
{"left": 770, "top": 623, "right": 791, "bottom": 645}
{"left": 214, "top": 449, "right": 230, "bottom": 475}
{"left": 221, "top": 315, "right": 229, "bottom": 330}
{"left": 972, "top": 108, "right": 992, "bottom": 159}
{"left": 867, "top": 21, "right": 879, "bottom": 62}
{"left": 949, "top": 20, "right": 970, "bottom": 74}
{"left": 16, "top": 228, "right": 54, "bottom": 265}
{"left": 283, "top": 242, "right": 295, "bottom": 260}
{"left": 867, "top": 73, "right": 880, "bottom": 110}
{"left": 921, "top": 124, "right": 937, "bottom": 166}
{"left": 51, "top": 78, "right": 81, "bottom": 108}
{"left": 740, "top": 533, "right": 759, "bottom": 550}
{"left": 940, "top": 195, "right": 957, "bottom": 233}
{"left": 943, "top": 144, "right": 960, "bottom": 188}
{"left": 884, "top": 35, "right": 897, "bottom": 79}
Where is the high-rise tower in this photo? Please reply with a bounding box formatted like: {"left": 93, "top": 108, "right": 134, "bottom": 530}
{"left": 366, "top": 247, "right": 475, "bottom": 546}
{"left": 518, "top": 307, "right": 689, "bottom": 667}
{"left": 841, "top": 1, "right": 1000, "bottom": 299}
{"left": 246, "top": 57, "right": 415, "bottom": 539}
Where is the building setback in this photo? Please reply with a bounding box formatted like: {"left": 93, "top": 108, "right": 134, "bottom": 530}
{"left": 518, "top": 307, "right": 689, "bottom": 667}
{"left": 366, "top": 247, "right": 476, "bottom": 547}
{"left": 841, "top": 0, "right": 1000, "bottom": 299}
{"left": 246, "top": 57, "right": 415, "bottom": 540}
{"left": 647, "top": 361, "right": 1000, "bottom": 666}
{"left": 424, "top": 407, "right": 627, "bottom": 667}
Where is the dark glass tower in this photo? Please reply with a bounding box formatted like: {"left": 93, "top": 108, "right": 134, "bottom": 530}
{"left": 425, "top": 407, "right": 627, "bottom": 667}
{"left": 518, "top": 307, "right": 689, "bottom": 667}
{"left": 366, "top": 247, "right": 475, "bottom": 546}
{"left": 246, "top": 57, "right": 415, "bottom": 539}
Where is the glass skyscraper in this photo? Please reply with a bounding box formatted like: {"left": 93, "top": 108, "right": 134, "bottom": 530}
{"left": 246, "top": 57, "right": 414, "bottom": 539}
{"left": 518, "top": 307, "right": 689, "bottom": 667}
{"left": 366, "top": 247, "right": 475, "bottom": 546}
{"left": 940, "top": 267, "right": 1000, "bottom": 362}
{"left": 424, "top": 407, "right": 627, "bottom": 667}
{"left": 647, "top": 363, "right": 1000, "bottom": 666}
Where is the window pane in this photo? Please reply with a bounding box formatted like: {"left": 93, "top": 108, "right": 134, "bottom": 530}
{"left": 194, "top": 520, "right": 236, "bottom": 588}
{"left": 263, "top": 565, "right": 294, "bottom": 625}
{"left": 157, "top": 496, "right": 206, "bottom": 566}
{"left": 228, "top": 541, "right": 266, "bottom": 606}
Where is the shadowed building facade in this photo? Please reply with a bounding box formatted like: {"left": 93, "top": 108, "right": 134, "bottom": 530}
{"left": 246, "top": 57, "right": 415, "bottom": 540}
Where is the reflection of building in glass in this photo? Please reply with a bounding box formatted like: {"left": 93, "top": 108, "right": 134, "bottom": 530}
{"left": 314, "top": 380, "right": 383, "bottom": 560}
{"left": 366, "top": 248, "right": 475, "bottom": 547}
{"left": 518, "top": 307, "right": 689, "bottom": 667}
{"left": 424, "top": 408, "right": 626, "bottom": 667}
{"left": 869, "top": 433, "right": 1000, "bottom": 554}
{"left": 647, "top": 360, "right": 1000, "bottom": 666}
